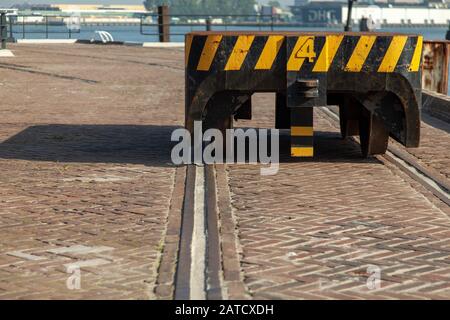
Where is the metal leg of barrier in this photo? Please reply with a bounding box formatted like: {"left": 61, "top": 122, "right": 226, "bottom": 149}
{"left": 339, "top": 96, "right": 360, "bottom": 139}
{"left": 275, "top": 92, "right": 290, "bottom": 129}
{"left": 290, "top": 107, "right": 314, "bottom": 157}
{"left": 359, "top": 109, "right": 389, "bottom": 157}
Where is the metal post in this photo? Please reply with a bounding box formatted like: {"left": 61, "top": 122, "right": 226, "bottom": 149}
{"left": 345, "top": 0, "right": 357, "bottom": 31}
{"left": 9, "top": 16, "right": 14, "bottom": 42}
{"left": 158, "top": 5, "right": 170, "bottom": 43}
{"left": 0, "top": 12, "right": 6, "bottom": 49}
{"left": 206, "top": 18, "right": 212, "bottom": 31}
{"left": 22, "top": 17, "right": 25, "bottom": 39}
{"left": 446, "top": 22, "right": 450, "bottom": 41}
{"left": 45, "top": 16, "right": 48, "bottom": 39}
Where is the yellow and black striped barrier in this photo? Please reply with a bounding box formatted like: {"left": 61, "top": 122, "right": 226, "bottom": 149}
{"left": 186, "top": 33, "right": 422, "bottom": 73}
{"left": 185, "top": 32, "right": 422, "bottom": 158}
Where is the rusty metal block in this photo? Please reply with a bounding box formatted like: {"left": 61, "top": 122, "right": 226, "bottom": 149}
{"left": 185, "top": 32, "right": 423, "bottom": 157}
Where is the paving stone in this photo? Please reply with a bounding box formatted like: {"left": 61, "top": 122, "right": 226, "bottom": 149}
{"left": 225, "top": 95, "right": 450, "bottom": 299}
{"left": 0, "top": 44, "right": 184, "bottom": 299}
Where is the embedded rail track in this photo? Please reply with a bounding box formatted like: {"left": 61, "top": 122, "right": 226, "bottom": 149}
{"left": 174, "top": 164, "right": 225, "bottom": 300}
{"left": 173, "top": 111, "right": 450, "bottom": 300}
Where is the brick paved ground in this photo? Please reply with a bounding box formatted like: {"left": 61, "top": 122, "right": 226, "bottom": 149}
{"left": 1, "top": 45, "right": 450, "bottom": 300}
{"left": 225, "top": 95, "right": 450, "bottom": 299}
{"left": 0, "top": 44, "right": 184, "bottom": 299}
{"left": 396, "top": 115, "right": 450, "bottom": 180}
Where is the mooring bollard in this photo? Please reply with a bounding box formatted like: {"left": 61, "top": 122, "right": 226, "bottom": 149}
{"left": 206, "top": 18, "right": 212, "bottom": 32}
{"left": 0, "top": 11, "right": 7, "bottom": 50}
{"left": 158, "top": 5, "right": 170, "bottom": 43}
{"left": 359, "top": 17, "right": 375, "bottom": 32}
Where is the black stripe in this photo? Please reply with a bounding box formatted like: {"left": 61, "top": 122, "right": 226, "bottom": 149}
{"left": 395, "top": 36, "right": 416, "bottom": 73}
{"left": 291, "top": 136, "right": 314, "bottom": 146}
{"left": 187, "top": 35, "right": 207, "bottom": 71}
{"left": 243, "top": 36, "right": 267, "bottom": 70}
{"left": 326, "top": 35, "right": 352, "bottom": 72}
{"left": 211, "top": 35, "right": 237, "bottom": 72}
{"left": 364, "top": 36, "right": 392, "bottom": 72}
{"left": 291, "top": 107, "right": 313, "bottom": 126}
{"left": 336, "top": 35, "right": 360, "bottom": 72}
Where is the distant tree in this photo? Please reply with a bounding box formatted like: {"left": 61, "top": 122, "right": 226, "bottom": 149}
{"left": 202, "top": 0, "right": 256, "bottom": 15}
{"left": 143, "top": 0, "right": 257, "bottom": 15}
{"left": 143, "top": 0, "right": 170, "bottom": 11}
{"left": 267, "top": 1, "right": 281, "bottom": 7}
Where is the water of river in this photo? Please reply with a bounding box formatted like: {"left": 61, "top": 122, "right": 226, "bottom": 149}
{"left": 11, "top": 24, "right": 448, "bottom": 42}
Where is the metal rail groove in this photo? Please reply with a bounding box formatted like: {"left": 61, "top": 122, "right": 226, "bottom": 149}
{"left": 174, "top": 164, "right": 223, "bottom": 300}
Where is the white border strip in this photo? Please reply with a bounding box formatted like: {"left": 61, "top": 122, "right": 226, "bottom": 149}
{"left": 17, "top": 39, "right": 78, "bottom": 44}
{"left": 14, "top": 39, "right": 185, "bottom": 48}
{"left": 143, "top": 42, "right": 184, "bottom": 48}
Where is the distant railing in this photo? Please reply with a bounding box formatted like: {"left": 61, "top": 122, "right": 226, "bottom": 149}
{"left": 7, "top": 14, "right": 81, "bottom": 39}
{"left": 140, "top": 7, "right": 285, "bottom": 41}
{"left": 140, "top": 14, "right": 281, "bottom": 33}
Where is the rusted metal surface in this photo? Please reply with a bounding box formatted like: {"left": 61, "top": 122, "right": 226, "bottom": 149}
{"left": 422, "top": 40, "right": 450, "bottom": 95}
{"left": 158, "top": 5, "right": 170, "bottom": 43}
{"left": 185, "top": 31, "right": 423, "bottom": 157}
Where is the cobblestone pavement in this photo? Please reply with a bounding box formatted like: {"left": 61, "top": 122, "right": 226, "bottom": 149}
{"left": 225, "top": 95, "right": 450, "bottom": 299}
{"left": 398, "top": 115, "right": 450, "bottom": 180}
{"left": 1, "top": 45, "right": 450, "bottom": 300}
{"left": 0, "top": 44, "right": 184, "bottom": 299}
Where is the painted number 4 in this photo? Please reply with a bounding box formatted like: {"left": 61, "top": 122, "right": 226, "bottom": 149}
{"left": 296, "top": 37, "right": 316, "bottom": 63}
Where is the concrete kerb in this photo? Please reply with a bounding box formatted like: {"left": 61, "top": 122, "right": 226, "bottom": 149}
{"left": 14, "top": 39, "right": 185, "bottom": 48}
{"left": 0, "top": 49, "right": 14, "bottom": 57}
{"left": 422, "top": 89, "right": 450, "bottom": 123}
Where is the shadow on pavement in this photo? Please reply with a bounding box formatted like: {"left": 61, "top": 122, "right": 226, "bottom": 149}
{"left": 0, "top": 125, "right": 378, "bottom": 166}
{"left": 0, "top": 124, "right": 180, "bottom": 167}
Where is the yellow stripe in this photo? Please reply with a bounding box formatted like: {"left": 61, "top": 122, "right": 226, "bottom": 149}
{"left": 287, "top": 36, "right": 313, "bottom": 71}
{"left": 197, "top": 35, "right": 223, "bottom": 71}
{"left": 224, "top": 35, "right": 255, "bottom": 71}
{"left": 185, "top": 35, "right": 193, "bottom": 67}
{"left": 378, "top": 36, "right": 408, "bottom": 72}
{"left": 345, "top": 36, "right": 377, "bottom": 72}
{"left": 312, "top": 35, "right": 344, "bottom": 72}
{"left": 409, "top": 36, "right": 423, "bottom": 72}
{"left": 255, "top": 35, "right": 284, "bottom": 70}
{"left": 291, "top": 126, "right": 313, "bottom": 136}
{"left": 291, "top": 147, "right": 314, "bottom": 157}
